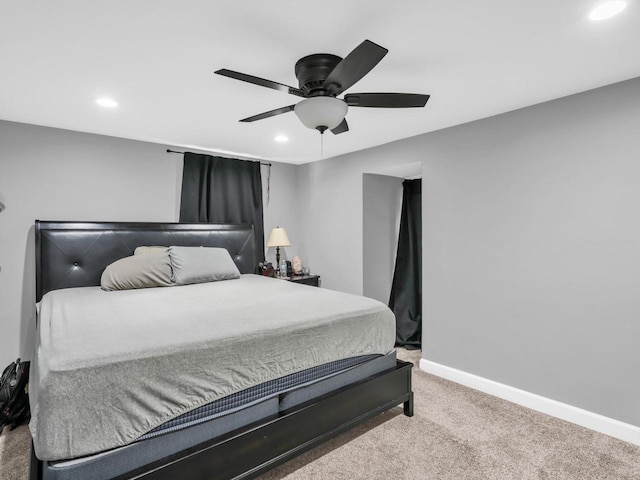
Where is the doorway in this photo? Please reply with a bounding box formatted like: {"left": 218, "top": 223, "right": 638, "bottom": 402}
{"left": 362, "top": 163, "right": 422, "bottom": 348}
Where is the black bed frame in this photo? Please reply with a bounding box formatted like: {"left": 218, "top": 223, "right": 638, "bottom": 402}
{"left": 30, "top": 221, "right": 413, "bottom": 480}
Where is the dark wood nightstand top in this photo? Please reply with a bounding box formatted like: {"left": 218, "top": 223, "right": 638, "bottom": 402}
{"left": 285, "top": 275, "right": 320, "bottom": 287}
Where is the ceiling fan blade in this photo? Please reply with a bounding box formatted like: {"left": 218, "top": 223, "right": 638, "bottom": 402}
{"left": 330, "top": 118, "right": 349, "bottom": 135}
{"left": 215, "top": 69, "right": 306, "bottom": 98}
{"left": 344, "top": 93, "right": 430, "bottom": 108}
{"left": 323, "top": 40, "right": 388, "bottom": 96}
{"left": 239, "top": 105, "right": 296, "bottom": 123}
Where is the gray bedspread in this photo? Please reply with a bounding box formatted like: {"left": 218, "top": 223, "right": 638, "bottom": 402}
{"left": 30, "top": 274, "right": 395, "bottom": 461}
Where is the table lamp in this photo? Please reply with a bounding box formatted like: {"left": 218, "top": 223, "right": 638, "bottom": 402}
{"left": 266, "top": 227, "right": 291, "bottom": 271}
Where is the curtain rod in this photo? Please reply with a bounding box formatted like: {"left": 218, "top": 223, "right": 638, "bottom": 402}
{"left": 166, "top": 149, "right": 272, "bottom": 166}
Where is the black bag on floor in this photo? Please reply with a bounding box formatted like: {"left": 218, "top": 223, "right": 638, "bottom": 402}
{"left": 0, "top": 358, "right": 31, "bottom": 432}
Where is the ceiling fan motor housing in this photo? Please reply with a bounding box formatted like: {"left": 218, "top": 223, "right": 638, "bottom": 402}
{"left": 294, "top": 54, "right": 342, "bottom": 96}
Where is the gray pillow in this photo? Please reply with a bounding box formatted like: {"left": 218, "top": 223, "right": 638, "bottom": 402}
{"left": 101, "top": 254, "right": 174, "bottom": 291}
{"left": 168, "top": 246, "right": 241, "bottom": 285}
{"left": 134, "top": 246, "right": 168, "bottom": 256}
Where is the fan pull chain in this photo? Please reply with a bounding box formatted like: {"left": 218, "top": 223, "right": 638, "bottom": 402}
{"left": 320, "top": 132, "right": 324, "bottom": 156}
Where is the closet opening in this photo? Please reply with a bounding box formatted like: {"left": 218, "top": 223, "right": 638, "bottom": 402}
{"left": 362, "top": 163, "right": 422, "bottom": 349}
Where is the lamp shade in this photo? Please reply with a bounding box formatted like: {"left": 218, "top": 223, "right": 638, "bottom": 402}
{"left": 294, "top": 97, "right": 348, "bottom": 131}
{"left": 266, "top": 227, "right": 291, "bottom": 247}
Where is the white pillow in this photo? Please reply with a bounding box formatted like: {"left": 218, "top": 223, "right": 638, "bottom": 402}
{"left": 167, "top": 246, "right": 241, "bottom": 285}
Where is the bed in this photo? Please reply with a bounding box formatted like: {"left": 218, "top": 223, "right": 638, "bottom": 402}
{"left": 29, "top": 221, "right": 413, "bottom": 480}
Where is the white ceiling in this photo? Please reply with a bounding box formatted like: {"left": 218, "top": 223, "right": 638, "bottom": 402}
{"left": 1, "top": 1, "right": 639, "bottom": 164}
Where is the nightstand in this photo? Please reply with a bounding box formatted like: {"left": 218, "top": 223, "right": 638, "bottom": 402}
{"left": 286, "top": 275, "right": 320, "bottom": 287}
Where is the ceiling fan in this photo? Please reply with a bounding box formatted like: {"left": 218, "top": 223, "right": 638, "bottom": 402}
{"left": 215, "top": 40, "right": 430, "bottom": 135}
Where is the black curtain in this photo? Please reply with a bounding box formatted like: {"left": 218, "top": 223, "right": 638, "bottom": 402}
{"left": 179, "top": 152, "right": 265, "bottom": 262}
{"left": 389, "top": 179, "right": 422, "bottom": 349}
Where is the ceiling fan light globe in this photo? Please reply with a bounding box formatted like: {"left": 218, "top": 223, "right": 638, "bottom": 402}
{"left": 294, "top": 97, "right": 348, "bottom": 130}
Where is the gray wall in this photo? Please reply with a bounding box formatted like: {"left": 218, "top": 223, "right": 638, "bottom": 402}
{"left": 362, "top": 174, "right": 403, "bottom": 304}
{"left": 0, "top": 120, "right": 298, "bottom": 368}
{"left": 298, "top": 77, "right": 640, "bottom": 426}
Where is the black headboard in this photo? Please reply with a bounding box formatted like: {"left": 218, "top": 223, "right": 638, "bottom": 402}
{"left": 35, "top": 221, "right": 256, "bottom": 301}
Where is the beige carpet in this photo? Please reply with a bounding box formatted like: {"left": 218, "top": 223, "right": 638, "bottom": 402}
{"left": 1, "top": 349, "right": 639, "bottom": 479}
{"left": 0, "top": 425, "right": 29, "bottom": 480}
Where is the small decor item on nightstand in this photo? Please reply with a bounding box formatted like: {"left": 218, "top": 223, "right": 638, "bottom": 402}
{"left": 258, "top": 262, "right": 274, "bottom": 277}
{"left": 292, "top": 256, "right": 302, "bottom": 275}
{"left": 280, "top": 261, "right": 288, "bottom": 279}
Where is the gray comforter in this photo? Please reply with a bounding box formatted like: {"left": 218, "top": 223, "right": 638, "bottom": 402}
{"left": 30, "top": 274, "right": 395, "bottom": 461}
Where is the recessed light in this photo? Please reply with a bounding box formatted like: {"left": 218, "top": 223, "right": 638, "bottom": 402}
{"left": 589, "top": 1, "right": 627, "bottom": 21}
{"left": 274, "top": 135, "right": 289, "bottom": 143}
{"left": 95, "top": 97, "right": 118, "bottom": 108}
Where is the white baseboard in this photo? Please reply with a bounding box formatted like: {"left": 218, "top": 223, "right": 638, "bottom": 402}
{"left": 420, "top": 359, "right": 640, "bottom": 446}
